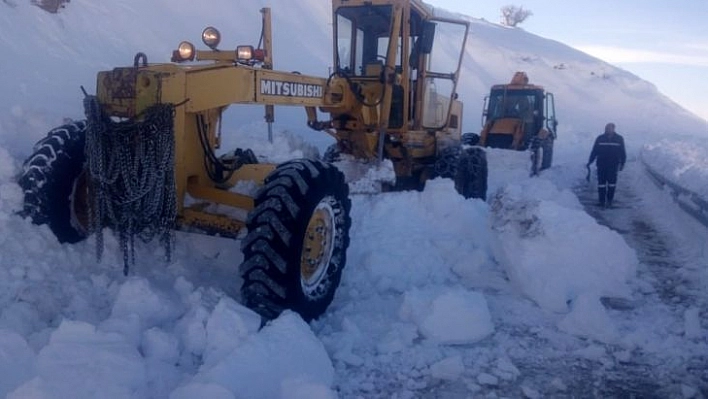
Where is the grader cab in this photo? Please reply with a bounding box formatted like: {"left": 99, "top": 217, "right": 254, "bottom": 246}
{"left": 18, "top": 0, "right": 487, "bottom": 322}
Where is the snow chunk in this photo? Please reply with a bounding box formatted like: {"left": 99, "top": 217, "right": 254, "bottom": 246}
{"left": 0, "top": 145, "right": 22, "bottom": 213}
{"left": 170, "top": 382, "right": 235, "bottom": 399}
{"left": 558, "top": 294, "right": 619, "bottom": 343}
{"left": 400, "top": 288, "right": 494, "bottom": 344}
{"left": 142, "top": 327, "right": 180, "bottom": 363}
{"left": 683, "top": 307, "right": 703, "bottom": 340}
{"left": 681, "top": 384, "right": 700, "bottom": 399}
{"left": 613, "top": 349, "right": 632, "bottom": 363}
{"left": 550, "top": 377, "right": 567, "bottom": 391}
{"left": 181, "top": 311, "right": 334, "bottom": 399}
{"left": 0, "top": 330, "right": 36, "bottom": 397}
{"left": 494, "top": 356, "right": 520, "bottom": 381}
{"left": 100, "top": 312, "right": 142, "bottom": 348}
{"left": 110, "top": 278, "right": 183, "bottom": 329}
{"left": 0, "top": 146, "right": 15, "bottom": 181}
{"left": 477, "top": 372, "right": 499, "bottom": 386}
{"left": 573, "top": 344, "right": 607, "bottom": 361}
{"left": 429, "top": 355, "right": 464, "bottom": 381}
{"left": 203, "top": 296, "right": 261, "bottom": 367}
{"left": 375, "top": 323, "right": 419, "bottom": 354}
{"left": 0, "top": 181, "right": 22, "bottom": 209}
{"left": 175, "top": 305, "right": 210, "bottom": 358}
{"left": 0, "top": 301, "right": 42, "bottom": 337}
{"left": 329, "top": 317, "right": 366, "bottom": 366}
{"left": 334, "top": 158, "right": 396, "bottom": 194}
{"left": 522, "top": 384, "right": 542, "bottom": 399}
{"left": 332, "top": 347, "right": 365, "bottom": 367}
{"left": 280, "top": 377, "right": 338, "bottom": 399}
{"left": 9, "top": 320, "right": 146, "bottom": 398}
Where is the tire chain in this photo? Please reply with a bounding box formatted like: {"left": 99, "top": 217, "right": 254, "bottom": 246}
{"left": 456, "top": 147, "right": 488, "bottom": 200}
{"left": 434, "top": 146, "right": 462, "bottom": 178}
{"left": 84, "top": 96, "right": 176, "bottom": 274}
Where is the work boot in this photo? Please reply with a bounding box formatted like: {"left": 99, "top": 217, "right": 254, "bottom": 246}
{"left": 607, "top": 186, "right": 616, "bottom": 204}
{"left": 597, "top": 187, "right": 606, "bottom": 207}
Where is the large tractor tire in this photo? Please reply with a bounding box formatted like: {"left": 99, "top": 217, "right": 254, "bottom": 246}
{"left": 541, "top": 136, "right": 554, "bottom": 170}
{"left": 434, "top": 146, "right": 488, "bottom": 201}
{"left": 529, "top": 136, "right": 554, "bottom": 176}
{"left": 455, "top": 147, "right": 488, "bottom": 201}
{"left": 240, "top": 159, "right": 352, "bottom": 322}
{"left": 17, "top": 121, "right": 89, "bottom": 243}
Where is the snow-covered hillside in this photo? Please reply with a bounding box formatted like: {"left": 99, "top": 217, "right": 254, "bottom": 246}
{"left": 2, "top": 0, "right": 706, "bottom": 159}
{"left": 0, "top": 1, "right": 706, "bottom": 398}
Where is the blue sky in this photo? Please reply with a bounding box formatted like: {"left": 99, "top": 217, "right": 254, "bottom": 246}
{"left": 427, "top": 0, "right": 708, "bottom": 124}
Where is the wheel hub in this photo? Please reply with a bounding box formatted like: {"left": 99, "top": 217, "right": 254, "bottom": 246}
{"left": 300, "top": 199, "right": 336, "bottom": 294}
{"left": 70, "top": 170, "right": 91, "bottom": 235}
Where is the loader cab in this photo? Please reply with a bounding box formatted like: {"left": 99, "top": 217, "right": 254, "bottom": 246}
{"left": 481, "top": 86, "right": 557, "bottom": 149}
{"left": 332, "top": 1, "right": 469, "bottom": 133}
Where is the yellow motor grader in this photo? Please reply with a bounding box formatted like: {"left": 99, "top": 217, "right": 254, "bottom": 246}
{"left": 18, "top": 0, "right": 487, "bottom": 321}
{"left": 470, "top": 71, "right": 558, "bottom": 176}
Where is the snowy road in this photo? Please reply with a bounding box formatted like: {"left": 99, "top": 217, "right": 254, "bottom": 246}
{"left": 571, "top": 161, "right": 708, "bottom": 398}
{"left": 358, "top": 159, "right": 708, "bottom": 399}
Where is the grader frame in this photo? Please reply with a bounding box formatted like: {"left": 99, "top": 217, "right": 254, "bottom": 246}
{"left": 97, "top": 0, "right": 471, "bottom": 230}
{"left": 20, "top": 0, "right": 485, "bottom": 321}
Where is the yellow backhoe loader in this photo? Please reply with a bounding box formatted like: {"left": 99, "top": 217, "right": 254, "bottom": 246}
{"left": 470, "top": 72, "right": 558, "bottom": 175}
{"left": 18, "top": 0, "right": 487, "bottom": 322}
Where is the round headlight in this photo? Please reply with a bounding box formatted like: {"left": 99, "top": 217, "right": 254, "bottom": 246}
{"left": 177, "top": 41, "right": 195, "bottom": 61}
{"left": 202, "top": 26, "right": 221, "bottom": 50}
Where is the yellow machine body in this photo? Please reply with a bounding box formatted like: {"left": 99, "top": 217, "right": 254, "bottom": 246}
{"left": 93, "top": 0, "right": 471, "bottom": 237}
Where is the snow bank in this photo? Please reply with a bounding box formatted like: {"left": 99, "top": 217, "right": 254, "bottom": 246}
{"left": 347, "top": 178, "right": 493, "bottom": 292}
{"left": 489, "top": 179, "right": 638, "bottom": 313}
{"left": 642, "top": 138, "right": 708, "bottom": 199}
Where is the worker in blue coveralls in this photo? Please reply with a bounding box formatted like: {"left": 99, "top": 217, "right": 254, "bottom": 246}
{"left": 587, "top": 122, "right": 626, "bottom": 208}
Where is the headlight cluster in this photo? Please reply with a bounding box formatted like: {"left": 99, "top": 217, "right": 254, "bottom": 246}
{"left": 171, "top": 26, "right": 265, "bottom": 64}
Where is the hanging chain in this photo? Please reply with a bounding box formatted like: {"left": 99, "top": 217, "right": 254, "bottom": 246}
{"left": 84, "top": 96, "right": 177, "bottom": 275}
